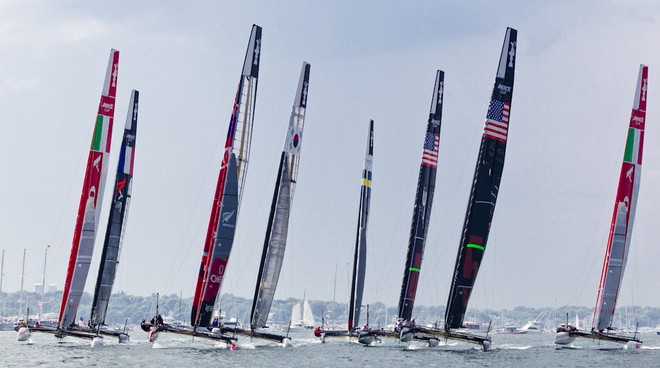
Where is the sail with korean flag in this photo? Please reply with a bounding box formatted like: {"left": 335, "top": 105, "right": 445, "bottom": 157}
{"left": 250, "top": 62, "right": 310, "bottom": 332}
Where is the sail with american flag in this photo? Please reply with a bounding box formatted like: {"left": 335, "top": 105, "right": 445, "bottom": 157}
{"left": 397, "top": 70, "right": 444, "bottom": 321}
{"left": 445, "top": 27, "right": 517, "bottom": 330}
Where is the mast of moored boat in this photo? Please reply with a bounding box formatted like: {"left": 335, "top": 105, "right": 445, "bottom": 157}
{"left": 0, "top": 250, "right": 4, "bottom": 294}
{"left": 39, "top": 246, "right": 48, "bottom": 321}
{"left": 19, "top": 248, "right": 26, "bottom": 319}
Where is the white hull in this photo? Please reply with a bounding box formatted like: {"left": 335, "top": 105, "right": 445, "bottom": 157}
{"left": 554, "top": 331, "right": 576, "bottom": 345}
{"left": 624, "top": 340, "right": 643, "bottom": 350}
{"left": 91, "top": 336, "right": 104, "bottom": 348}
{"left": 16, "top": 327, "right": 31, "bottom": 342}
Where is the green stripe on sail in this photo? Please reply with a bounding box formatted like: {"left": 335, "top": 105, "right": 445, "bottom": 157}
{"left": 467, "top": 243, "right": 485, "bottom": 251}
{"left": 623, "top": 128, "right": 635, "bottom": 163}
{"left": 408, "top": 267, "right": 420, "bottom": 272}
{"left": 91, "top": 115, "right": 104, "bottom": 151}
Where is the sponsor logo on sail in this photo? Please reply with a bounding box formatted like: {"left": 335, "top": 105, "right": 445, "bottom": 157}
{"left": 116, "top": 178, "right": 127, "bottom": 200}
{"left": 101, "top": 101, "right": 114, "bottom": 112}
{"left": 497, "top": 84, "right": 512, "bottom": 94}
{"left": 632, "top": 116, "right": 644, "bottom": 124}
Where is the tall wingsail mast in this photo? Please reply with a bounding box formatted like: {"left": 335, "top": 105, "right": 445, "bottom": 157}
{"left": 444, "top": 28, "right": 517, "bottom": 330}
{"left": 397, "top": 70, "right": 444, "bottom": 321}
{"left": 58, "top": 49, "right": 119, "bottom": 329}
{"left": 191, "top": 24, "right": 262, "bottom": 328}
{"left": 90, "top": 89, "right": 139, "bottom": 327}
{"left": 592, "top": 65, "right": 648, "bottom": 331}
{"left": 250, "top": 62, "right": 310, "bottom": 330}
{"left": 347, "top": 120, "right": 374, "bottom": 331}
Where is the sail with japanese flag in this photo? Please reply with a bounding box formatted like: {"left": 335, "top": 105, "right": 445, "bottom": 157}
{"left": 58, "top": 49, "right": 119, "bottom": 329}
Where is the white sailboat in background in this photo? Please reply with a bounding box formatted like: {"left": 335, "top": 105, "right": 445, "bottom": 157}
{"left": 291, "top": 292, "right": 316, "bottom": 330}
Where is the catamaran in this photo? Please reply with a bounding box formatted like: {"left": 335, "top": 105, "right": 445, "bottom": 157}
{"left": 396, "top": 70, "right": 444, "bottom": 345}
{"left": 554, "top": 65, "right": 648, "bottom": 350}
{"left": 399, "top": 27, "right": 517, "bottom": 351}
{"left": 314, "top": 119, "right": 374, "bottom": 344}
{"left": 247, "top": 61, "right": 311, "bottom": 345}
{"left": 141, "top": 24, "right": 261, "bottom": 347}
{"left": 17, "top": 49, "right": 125, "bottom": 345}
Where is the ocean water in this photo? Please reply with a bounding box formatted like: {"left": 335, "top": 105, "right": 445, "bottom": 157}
{"left": 3, "top": 329, "right": 660, "bottom": 367}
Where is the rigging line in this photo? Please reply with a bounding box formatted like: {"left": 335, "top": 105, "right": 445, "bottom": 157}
{"left": 223, "top": 151, "right": 279, "bottom": 300}
{"left": 51, "top": 149, "right": 88, "bottom": 280}
{"left": 162, "top": 110, "right": 228, "bottom": 293}
{"left": 570, "top": 128, "right": 627, "bottom": 308}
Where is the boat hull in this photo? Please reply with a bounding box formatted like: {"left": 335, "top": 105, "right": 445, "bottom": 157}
{"left": 554, "top": 331, "right": 576, "bottom": 345}
{"left": 16, "top": 327, "right": 31, "bottom": 342}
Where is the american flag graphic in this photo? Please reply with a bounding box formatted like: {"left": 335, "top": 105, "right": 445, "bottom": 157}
{"left": 421, "top": 131, "right": 439, "bottom": 168}
{"left": 484, "top": 99, "right": 510, "bottom": 142}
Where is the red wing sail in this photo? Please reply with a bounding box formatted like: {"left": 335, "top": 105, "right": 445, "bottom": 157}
{"left": 58, "top": 49, "right": 119, "bottom": 329}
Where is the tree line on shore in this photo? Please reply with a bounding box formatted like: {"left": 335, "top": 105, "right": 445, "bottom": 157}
{"left": 1, "top": 290, "right": 659, "bottom": 330}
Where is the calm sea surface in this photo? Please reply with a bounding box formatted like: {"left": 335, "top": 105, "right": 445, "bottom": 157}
{"left": 3, "top": 329, "right": 660, "bottom": 367}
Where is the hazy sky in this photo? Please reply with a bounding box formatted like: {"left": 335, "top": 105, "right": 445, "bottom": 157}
{"left": 1, "top": 1, "right": 659, "bottom": 316}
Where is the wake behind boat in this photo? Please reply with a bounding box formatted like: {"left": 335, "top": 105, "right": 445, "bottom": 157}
{"left": 554, "top": 65, "right": 648, "bottom": 350}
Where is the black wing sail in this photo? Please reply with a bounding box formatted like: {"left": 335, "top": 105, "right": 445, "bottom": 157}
{"left": 397, "top": 71, "right": 444, "bottom": 321}
{"left": 90, "top": 89, "right": 139, "bottom": 327}
{"left": 347, "top": 120, "right": 374, "bottom": 330}
{"left": 445, "top": 28, "right": 517, "bottom": 330}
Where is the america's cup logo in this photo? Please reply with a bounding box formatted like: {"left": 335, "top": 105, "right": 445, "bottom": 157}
{"left": 508, "top": 42, "right": 516, "bottom": 68}
{"left": 642, "top": 78, "right": 648, "bottom": 102}
{"left": 111, "top": 64, "right": 118, "bottom": 87}
{"left": 253, "top": 40, "right": 260, "bottom": 66}
{"left": 302, "top": 81, "right": 308, "bottom": 106}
